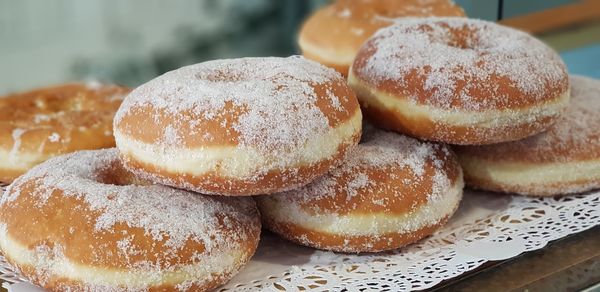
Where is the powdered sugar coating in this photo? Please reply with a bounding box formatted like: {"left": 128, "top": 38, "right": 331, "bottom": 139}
{"left": 456, "top": 75, "right": 600, "bottom": 163}
{"left": 115, "top": 56, "right": 353, "bottom": 152}
{"left": 0, "top": 149, "right": 260, "bottom": 290}
{"left": 256, "top": 127, "right": 463, "bottom": 252}
{"left": 539, "top": 75, "right": 600, "bottom": 156}
{"left": 113, "top": 56, "right": 362, "bottom": 195}
{"left": 274, "top": 127, "right": 459, "bottom": 213}
{"left": 298, "top": 0, "right": 465, "bottom": 76}
{"left": 2, "top": 149, "right": 258, "bottom": 250}
{"left": 352, "top": 17, "right": 568, "bottom": 111}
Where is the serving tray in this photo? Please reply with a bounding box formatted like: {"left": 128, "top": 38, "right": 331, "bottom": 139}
{"left": 1, "top": 184, "right": 599, "bottom": 291}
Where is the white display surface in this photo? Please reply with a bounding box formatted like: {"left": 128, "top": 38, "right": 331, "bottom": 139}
{"left": 1, "top": 185, "right": 599, "bottom": 291}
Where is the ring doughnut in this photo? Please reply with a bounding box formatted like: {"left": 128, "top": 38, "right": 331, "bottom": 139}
{"left": 0, "top": 82, "right": 129, "bottom": 183}
{"left": 0, "top": 149, "right": 261, "bottom": 291}
{"left": 299, "top": 0, "right": 465, "bottom": 75}
{"left": 114, "top": 56, "right": 362, "bottom": 196}
{"left": 349, "top": 17, "right": 570, "bottom": 145}
{"left": 256, "top": 127, "right": 463, "bottom": 253}
{"left": 455, "top": 76, "right": 600, "bottom": 196}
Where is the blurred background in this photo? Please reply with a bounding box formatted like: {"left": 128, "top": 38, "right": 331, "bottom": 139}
{"left": 1, "top": 0, "right": 599, "bottom": 94}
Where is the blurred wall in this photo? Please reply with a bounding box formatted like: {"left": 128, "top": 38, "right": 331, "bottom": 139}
{"left": 0, "top": 0, "right": 305, "bottom": 93}
{"left": 0, "top": 0, "right": 592, "bottom": 94}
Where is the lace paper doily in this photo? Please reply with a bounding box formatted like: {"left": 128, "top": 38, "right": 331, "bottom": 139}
{"left": 0, "top": 184, "right": 599, "bottom": 291}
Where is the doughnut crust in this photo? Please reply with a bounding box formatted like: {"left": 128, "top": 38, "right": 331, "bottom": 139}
{"left": 0, "top": 83, "right": 129, "bottom": 183}
{"left": 299, "top": 0, "right": 465, "bottom": 75}
{"left": 349, "top": 17, "right": 570, "bottom": 145}
{"left": 256, "top": 128, "right": 463, "bottom": 253}
{"left": 0, "top": 149, "right": 261, "bottom": 291}
{"left": 455, "top": 76, "right": 600, "bottom": 196}
{"left": 114, "top": 56, "right": 362, "bottom": 196}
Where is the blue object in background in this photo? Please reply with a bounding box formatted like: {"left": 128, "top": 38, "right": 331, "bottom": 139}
{"left": 503, "top": 0, "right": 576, "bottom": 18}
{"left": 453, "top": 0, "right": 498, "bottom": 20}
{"left": 454, "top": 0, "right": 580, "bottom": 21}
{"left": 560, "top": 43, "right": 600, "bottom": 79}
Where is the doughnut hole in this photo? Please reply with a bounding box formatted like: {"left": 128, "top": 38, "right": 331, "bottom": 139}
{"left": 94, "top": 160, "right": 152, "bottom": 187}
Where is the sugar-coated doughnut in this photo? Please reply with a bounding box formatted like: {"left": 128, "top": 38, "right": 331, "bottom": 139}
{"left": 256, "top": 127, "right": 463, "bottom": 253}
{"left": 0, "top": 149, "right": 261, "bottom": 291}
{"left": 114, "top": 56, "right": 362, "bottom": 196}
{"left": 349, "top": 17, "right": 570, "bottom": 145}
{"left": 0, "top": 82, "right": 129, "bottom": 183}
{"left": 455, "top": 76, "right": 600, "bottom": 196}
{"left": 299, "top": 0, "right": 465, "bottom": 76}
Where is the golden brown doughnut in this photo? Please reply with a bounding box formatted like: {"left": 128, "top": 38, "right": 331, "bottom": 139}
{"left": 0, "top": 82, "right": 129, "bottom": 183}
{"left": 455, "top": 76, "right": 600, "bottom": 196}
{"left": 0, "top": 149, "right": 261, "bottom": 291}
{"left": 256, "top": 127, "right": 463, "bottom": 253}
{"left": 349, "top": 17, "right": 570, "bottom": 145}
{"left": 114, "top": 56, "right": 362, "bottom": 196}
{"left": 298, "top": 0, "right": 465, "bottom": 76}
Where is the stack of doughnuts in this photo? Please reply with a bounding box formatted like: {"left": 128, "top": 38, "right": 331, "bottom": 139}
{"left": 278, "top": 1, "right": 595, "bottom": 254}
{"left": 455, "top": 76, "right": 600, "bottom": 196}
{"left": 1, "top": 1, "right": 598, "bottom": 290}
{"left": 0, "top": 56, "right": 363, "bottom": 291}
{"left": 340, "top": 14, "right": 599, "bottom": 198}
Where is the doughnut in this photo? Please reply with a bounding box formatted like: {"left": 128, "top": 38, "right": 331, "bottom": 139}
{"left": 0, "top": 82, "right": 129, "bottom": 183}
{"left": 256, "top": 127, "right": 463, "bottom": 253}
{"left": 0, "top": 149, "right": 261, "bottom": 291}
{"left": 349, "top": 17, "right": 570, "bottom": 145}
{"left": 298, "top": 0, "right": 465, "bottom": 76}
{"left": 455, "top": 76, "right": 600, "bottom": 196}
{"left": 114, "top": 56, "right": 362, "bottom": 196}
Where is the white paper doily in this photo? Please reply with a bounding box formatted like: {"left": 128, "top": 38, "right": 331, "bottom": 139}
{"left": 0, "top": 184, "right": 599, "bottom": 291}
